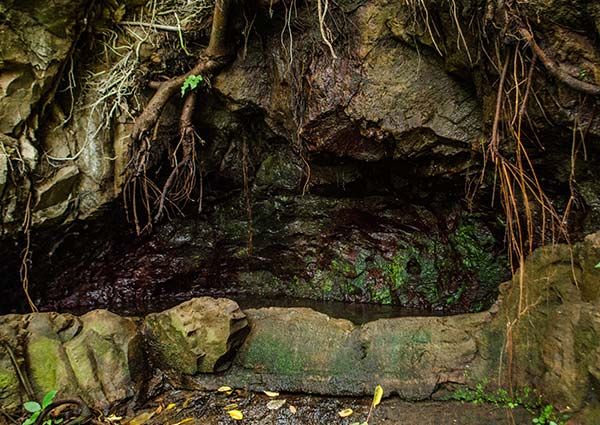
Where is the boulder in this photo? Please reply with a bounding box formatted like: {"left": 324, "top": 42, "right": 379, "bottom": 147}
{"left": 143, "top": 297, "right": 249, "bottom": 374}
{"left": 215, "top": 0, "right": 481, "bottom": 166}
{"left": 25, "top": 310, "right": 144, "bottom": 413}
{"left": 192, "top": 306, "right": 496, "bottom": 398}
{"left": 488, "top": 234, "right": 600, "bottom": 422}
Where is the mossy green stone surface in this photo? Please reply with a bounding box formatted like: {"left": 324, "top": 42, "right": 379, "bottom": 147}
{"left": 240, "top": 308, "right": 360, "bottom": 376}
{"left": 0, "top": 354, "right": 21, "bottom": 412}
{"left": 27, "top": 334, "right": 76, "bottom": 396}
{"left": 144, "top": 298, "right": 249, "bottom": 375}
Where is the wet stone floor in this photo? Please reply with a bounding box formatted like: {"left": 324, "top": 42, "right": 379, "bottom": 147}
{"left": 121, "top": 390, "right": 533, "bottom": 425}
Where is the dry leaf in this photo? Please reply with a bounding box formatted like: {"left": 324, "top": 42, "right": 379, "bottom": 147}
{"left": 372, "top": 385, "right": 383, "bottom": 407}
{"left": 223, "top": 403, "right": 239, "bottom": 411}
{"left": 227, "top": 409, "right": 244, "bottom": 420}
{"left": 124, "top": 411, "right": 154, "bottom": 425}
{"left": 263, "top": 390, "right": 279, "bottom": 397}
{"left": 266, "top": 399, "right": 286, "bottom": 410}
{"left": 154, "top": 405, "right": 163, "bottom": 415}
{"left": 289, "top": 405, "right": 297, "bottom": 414}
{"left": 106, "top": 414, "right": 123, "bottom": 422}
{"left": 182, "top": 398, "right": 192, "bottom": 408}
{"left": 171, "top": 418, "right": 193, "bottom": 425}
{"left": 338, "top": 408, "right": 353, "bottom": 418}
{"left": 217, "top": 386, "right": 233, "bottom": 395}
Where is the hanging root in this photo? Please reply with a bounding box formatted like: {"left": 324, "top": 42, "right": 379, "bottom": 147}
{"left": 20, "top": 192, "right": 37, "bottom": 312}
{"left": 316, "top": 0, "right": 337, "bottom": 59}
{"left": 126, "top": 0, "right": 234, "bottom": 231}
{"left": 154, "top": 90, "right": 200, "bottom": 222}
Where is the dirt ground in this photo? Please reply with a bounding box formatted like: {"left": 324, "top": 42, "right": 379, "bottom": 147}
{"left": 120, "top": 390, "right": 533, "bottom": 425}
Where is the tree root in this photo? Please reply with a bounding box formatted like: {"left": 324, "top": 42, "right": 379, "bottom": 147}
{"left": 518, "top": 27, "right": 600, "bottom": 96}
{"left": 33, "top": 398, "right": 102, "bottom": 425}
{"left": 127, "top": 0, "right": 234, "bottom": 228}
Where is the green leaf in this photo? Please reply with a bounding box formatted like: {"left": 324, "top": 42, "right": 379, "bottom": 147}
{"left": 55, "top": 418, "right": 64, "bottom": 424}
{"left": 181, "top": 74, "right": 204, "bottom": 97}
{"left": 23, "top": 411, "right": 40, "bottom": 425}
{"left": 595, "top": 262, "right": 600, "bottom": 268}
{"left": 24, "top": 401, "right": 41, "bottom": 413}
{"left": 42, "top": 390, "right": 58, "bottom": 408}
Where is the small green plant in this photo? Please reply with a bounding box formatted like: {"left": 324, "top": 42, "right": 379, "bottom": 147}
{"left": 22, "top": 390, "right": 62, "bottom": 425}
{"left": 532, "top": 404, "right": 558, "bottom": 425}
{"left": 448, "top": 383, "right": 565, "bottom": 425}
{"left": 578, "top": 68, "right": 590, "bottom": 82}
{"left": 181, "top": 74, "right": 204, "bottom": 97}
{"left": 594, "top": 262, "right": 600, "bottom": 268}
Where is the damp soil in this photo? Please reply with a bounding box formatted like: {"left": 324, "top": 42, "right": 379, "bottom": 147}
{"left": 123, "top": 390, "right": 534, "bottom": 425}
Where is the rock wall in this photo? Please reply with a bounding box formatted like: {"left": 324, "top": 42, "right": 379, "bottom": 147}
{"left": 2, "top": 0, "right": 600, "bottom": 311}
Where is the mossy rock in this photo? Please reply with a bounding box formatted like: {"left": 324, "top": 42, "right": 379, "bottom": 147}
{"left": 144, "top": 297, "right": 249, "bottom": 374}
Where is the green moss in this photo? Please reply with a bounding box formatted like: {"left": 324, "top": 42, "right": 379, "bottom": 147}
{"left": 449, "top": 220, "right": 508, "bottom": 302}
{"left": 366, "top": 329, "right": 433, "bottom": 378}
{"left": 243, "top": 335, "right": 308, "bottom": 374}
{"left": 28, "top": 337, "right": 61, "bottom": 392}
{"left": 0, "top": 371, "right": 17, "bottom": 391}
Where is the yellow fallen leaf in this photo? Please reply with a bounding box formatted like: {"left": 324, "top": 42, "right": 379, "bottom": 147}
{"left": 263, "top": 390, "right": 279, "bottom": 397}
{"left": 106, "top": 414, "right": 123, "bottom": 422}
{"left": 227, "top": 409, "right": 244, "bottom": 420}
{"left": 289, "top": 405, "right": 297, "bottom": 414}
{"left": 166, "top": 403, "right": 177, "bottom": 411}
{"left": 338, "top": 408, "right": 353, "bottom": 417}
{"left": 124, "top": 411, "right": 154, "bottom": 425}
{"left": 171, "top": 418, "right": 193, "bottom": 425}
{"left": 372, "top": 385, "right": 384, "bottom": 407}
{"left": 218, "top": 386, "right": 233, "bottom": 393}
{"left": 182, "top": 398, "right": 192, "bottom": 408}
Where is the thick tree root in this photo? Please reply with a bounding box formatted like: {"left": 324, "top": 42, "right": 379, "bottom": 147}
{"left": 518, "top": 27, "right": 600, "bottom": 96}
{"left": 128, "top": 0, "right": 234, "bottom": 227}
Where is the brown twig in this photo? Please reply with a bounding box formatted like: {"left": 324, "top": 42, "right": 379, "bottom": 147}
{"left": 33, "top": 397, "right": 99, "bottom": 425}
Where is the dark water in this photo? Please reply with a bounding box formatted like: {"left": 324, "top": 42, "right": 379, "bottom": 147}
{"left": 48, "top": 294, "right": 446, "bottom": 324}
{"left": 234, "top": 296, "right": 445, "bottom": 324}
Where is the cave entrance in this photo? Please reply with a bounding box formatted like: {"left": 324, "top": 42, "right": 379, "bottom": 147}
{"left": 0, "top": 139, "right": 510, "bottom": 321}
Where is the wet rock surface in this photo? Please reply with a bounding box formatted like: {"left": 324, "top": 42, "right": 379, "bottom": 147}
{"left": 3, "top": 0, "right": 600, "bottom": 317}
{"left": 2, "top": 227, "right": 600, "bottom": 423}
{"left": 17, "top": 193, "right": 507, "bottom": 314}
